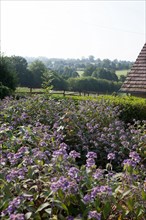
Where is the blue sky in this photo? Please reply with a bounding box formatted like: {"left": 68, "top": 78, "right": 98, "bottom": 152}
{"left": 1, "top": 0, "right": 146, "bottom": 61}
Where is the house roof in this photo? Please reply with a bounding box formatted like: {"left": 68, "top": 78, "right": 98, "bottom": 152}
{"left": 120, "top": 43, "right": 146, "bottom": 94}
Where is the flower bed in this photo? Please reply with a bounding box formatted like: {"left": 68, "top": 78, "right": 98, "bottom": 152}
{"left": 0, "top": 96, "right": 146, "bottom": 219}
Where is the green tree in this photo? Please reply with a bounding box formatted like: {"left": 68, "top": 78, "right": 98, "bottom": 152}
{"left": 0, "top": 55, "right": 18, "bottom": 91}
{"left": 10, "top": 56, "right": 30, "bottom": 87}
{"left": 28, "top": 60, "right": 48, "bottom": 88}
{"left": 119, "top": 74, "right": 126, "bottom": 82}
{"left": 68, "top": 77, "right": 121, "bottom": 93}
{"left": 42, "top": 70, "right": 68, "bottom": 91}
{"left": 92, "top": 68, "right": 118, "bottom": 81}
{"left": 83, "top": 64, "right": 96, "bottom": 77}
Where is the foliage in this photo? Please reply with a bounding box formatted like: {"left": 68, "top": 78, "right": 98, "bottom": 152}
{"left": 0, "top": 55, "right": 18, "bottom": 91}
{"left": 57, "top": 66, "right": 79, "bottom": 80}
{"left": 0, "top": 83, "right": 12, "bottom": 99}
{"left": 68, "top": 77, "right": 121, "bottom": 93}
{"left": 0, "top": 95, "right": 146, "bottom": 219}
{"left": 28, "top": 60, "right": 48, "bottom": 88}
{"left": 116, "top": 70, "right": 129, "bottom": 78}
{"left": 92, "top": 68, "right": 118, "bottom": 81}
{"left": 9, "top": 56, "right": 31, "bottom": 87}
{"left": 42, "top": 70, "right": 68, "bottom": 91}
{"left": 83, "top": 64, "right": 96, "bottom": 77}
{"left": 95, "top": 95, "right": 146, "bottom": 123}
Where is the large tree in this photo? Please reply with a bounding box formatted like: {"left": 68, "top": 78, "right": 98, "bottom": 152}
{"left": 83, "top": 64, "right": 96, "bottom": 77}
{"left": 42, "top": 70, "right": 68, "bottom": 91}
{"left": 10, "top": 56, "right": 30, "bottom": 87}
{"left": 92, "top": 68, "right": 118, "bottom": 81}
{"left": 0, "top": 55, "right": 18, "bottom": 91}
{"left": 28, "top": 60, "right": 48, "bottom": 88}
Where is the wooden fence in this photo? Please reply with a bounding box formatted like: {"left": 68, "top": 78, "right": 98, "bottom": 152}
{"left": 15, "top": 90, "right": 107, "bottom": 97}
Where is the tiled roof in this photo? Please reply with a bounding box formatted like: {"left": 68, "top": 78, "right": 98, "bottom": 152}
{"left": 120, "top": 43, "right": 146, "bottom": 94}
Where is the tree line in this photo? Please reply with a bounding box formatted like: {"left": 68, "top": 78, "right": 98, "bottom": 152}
{"left": 0, "top": 55, "right": 130, "bottom": 98}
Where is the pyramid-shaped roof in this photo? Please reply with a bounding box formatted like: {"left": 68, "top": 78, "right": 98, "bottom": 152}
{"left": 120, "top": 43, "right": 146, "bottom": 95}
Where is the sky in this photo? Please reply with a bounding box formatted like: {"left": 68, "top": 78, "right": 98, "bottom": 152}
{"left": 1, "top": 0, "right": 146, "bottom": 61}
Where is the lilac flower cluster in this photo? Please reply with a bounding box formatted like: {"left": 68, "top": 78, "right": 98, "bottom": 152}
{"left": 50, "top": 176, "right": 78, "bottom": 194}
{"left": 107, "top": 153, "right": 115, "bottom": 160}
{"left": 83, "top": 185, "right": 112, "bottom": 204}
{"left": 69, "top": 150, "right": 80, "bottom": 159}
{"left": 123, "top": 151, "right": 141, "bottom": 168}
{"left": 7, "top": 147, "right": 29, "bottom": 165}
{"left": 86, "top": 151, "right": 97, "bottom": 168}
{"left": 93, "top": 169, "right": 103, "bottom": 179}
{"left": 129, "top": 151, "right": 141, "bottom": 163}
{"left": 88, "top": 211, "right": 101, "bottom": 220}
{"left": 1, "top": 96, "right": 146, "bottom": 219}
{"left": 91, "top": 185, "right": 112, "bottom": 198}
{"left": 2, "top": 196, "right": 23, "bottom": 216}
{"left": 6, "top": 167, "right": 28, "bottom": 182}
{"left": 10, "top": 213, "right": 25, "bottom": 220}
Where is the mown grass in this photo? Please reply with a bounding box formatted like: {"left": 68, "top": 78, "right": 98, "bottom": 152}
{"left": 16, "top": 87, "right": 44, "bottom": 93}
{"left": 76, "top": 70, "right": 84, "bottom": 76}
{"left": 116, "top": 69, "right": 129, "bottom": 78}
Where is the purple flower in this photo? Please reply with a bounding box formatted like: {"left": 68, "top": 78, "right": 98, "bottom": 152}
{"left": 83, "top": 194, "right": 91, "bottom": 204}
{"left": 6, "top": 167, "right": 28, "bottom": 182}
{"left": 91, "top": 185, "right": 112, "bottom": 198}
{"left": 91, "top": 186, "right": 100, "bottom": 198}
{"left": 68, "top": 167, "right": 79, "bottom": 179}
{"left": 66, "top": 216, "right": 74, "bottom": 220}
{"left": 52, "top": 149, "right": 68, "bottom": 159}
{"left": 129, "top": 151, "right": 141, "bottom": 163}
{"left": 3, "top": 196, "right": 23, "bottom": 215}
{"left": 69, "top": 150, "right": 80, "bottom": 159}
{"left": 107, "top": 153, "right": 115, "bottom": 160}
{"left": 123, "top": 159, "right": 136, "bottom": 168}
{"left": 86, "top": 152, "right": 97, "bottom": 159}
{"left": 59, "top": 142, "right": 67, "bottom": 150}
{"left": 86, "top": 158, "right": 95, "bottom": 168}
{"left": 10, "top": 213, "right": 25, "bottom": 220}
{"left": 50, "top": 176, "right": 78, "bottom": 193}
{"left": 40, "top": 141, "right": 47, "bottom": 147}
{"left": 88, "top": 211, "right": 101, "bottom": 220}
{"left": 93, "top": 169, "right": 103, "bottom": 179}
{"left": 99, "top": 186, "right": 112, "bottom": 195}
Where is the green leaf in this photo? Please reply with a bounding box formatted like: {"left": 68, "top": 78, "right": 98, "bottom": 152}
{"left": 36, "top": 202, "right": 50, "bottom": 212}
{"left": 126, "top": 198, "right": 134, "bottom": 211}
{"left": 141, "top": 190, "right": 146, "bottom": 200}
{"left": 121, "top": 189, "right": 131, "bottom": 199}
{"left": 25, "top": 212, "right": 32, "bottom": 219}
{"left": 103, "top": 201, "right": 111, "bottom": 219}
{"left": 45, "top": 208, "right": 52, "bottom": 214}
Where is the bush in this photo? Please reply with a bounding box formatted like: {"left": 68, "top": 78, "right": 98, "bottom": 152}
{"left": 0, "top": 83, "right": 12, "bottom": 99}
{"left": 0, "top": 96, "right": 146, "bottom": 219}
{"left": 96, "top": 95, "right": 146, "bottom": 123}
{"left": 68, "top": 77, "right": 122, "bottom": 93}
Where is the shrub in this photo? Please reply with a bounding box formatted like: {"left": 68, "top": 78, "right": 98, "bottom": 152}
{"left": 0, "top": 83, "right": 11, "bottom": 99}
{"left": 0, "top": 96, "right": 146, "bottom": 219}
{"left": 97, "top": 95, "right": 146, "bottom": 123}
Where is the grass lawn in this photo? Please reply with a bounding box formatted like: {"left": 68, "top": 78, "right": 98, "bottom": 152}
{"left": 116, "top": 69, "right": 129, "bottom": 78}
{"left": 77, "top": 70, "right": 84, "bottom": 76}
{"left": 16, "top": 87, "right": 44, "bottom": 93}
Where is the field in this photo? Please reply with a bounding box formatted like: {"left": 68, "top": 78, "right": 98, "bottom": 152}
{"left": 116, "top": 70, "right": 129, "bottom": 78}
{"left": 77, "top": 69, "right": 129, "bottom": 79}
{"left": 16, "top": 87, "right": 44, "bottom": 93}
{"left": 0, "top": 95, "right": 146, "bottom": 219}
{"left": 77, "top": 70, "right": 84, "bottom": 77}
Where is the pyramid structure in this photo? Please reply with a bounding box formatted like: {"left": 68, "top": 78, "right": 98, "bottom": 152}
{"left": 120, "top": 43, "right": 146, "bottom": 97}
